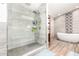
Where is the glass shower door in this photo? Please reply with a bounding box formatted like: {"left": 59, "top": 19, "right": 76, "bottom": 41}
{"left": 7, "top": 3, "right": 36, "bottom": 56}
{"left": 7, "top": 3, "right": 47, "bottom": 56}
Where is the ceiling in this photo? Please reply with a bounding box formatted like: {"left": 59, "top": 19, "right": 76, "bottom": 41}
{"left": 48, "top": 3, "right": 79, "bottom": 18}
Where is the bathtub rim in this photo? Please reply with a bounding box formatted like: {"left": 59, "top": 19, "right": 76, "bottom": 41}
{"left": 56, "top": 32, "right": 79, "bottom": 44}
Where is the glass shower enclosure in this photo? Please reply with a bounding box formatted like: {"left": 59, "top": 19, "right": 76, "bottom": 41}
{"left": 7, "top": 3, "right": 47, "bottom": 56}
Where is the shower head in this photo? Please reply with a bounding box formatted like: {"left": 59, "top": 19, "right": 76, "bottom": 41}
{"left": 33, "top": 10, "right": 40, "bottom": 14}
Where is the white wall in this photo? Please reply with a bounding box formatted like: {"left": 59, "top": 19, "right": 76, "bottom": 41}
{"left": 0, "top": 3, "right": 7, "bottom": 56}
{"left": 54, "top": 15, "right": 65, "bottom": 35}
{"left": 73, "top": 9, "right": 79, "bottom": 33}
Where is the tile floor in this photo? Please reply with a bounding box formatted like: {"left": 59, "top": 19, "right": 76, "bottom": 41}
{"left": 34, "top": 48, "right": 79, "bottom": 56}
{"left": 48, "top": 39, "right": 79, "bottom": 56}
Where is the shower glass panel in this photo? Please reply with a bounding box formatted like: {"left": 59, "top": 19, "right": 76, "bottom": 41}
{"left": 7, "top": 3, "right": 46, "bottom": 56}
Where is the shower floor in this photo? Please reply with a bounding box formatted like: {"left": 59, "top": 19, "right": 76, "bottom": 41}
{"left": 8, "top": 42, "right": 43, "bottom": 56}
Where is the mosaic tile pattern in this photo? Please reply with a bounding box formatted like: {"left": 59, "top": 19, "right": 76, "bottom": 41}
{"left": 65, "top": 12, "right": 73, "bottom": 33}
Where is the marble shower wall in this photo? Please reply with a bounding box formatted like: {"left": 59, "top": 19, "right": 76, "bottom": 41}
{"left": 7, "top": 4, "right": 35, "bottom": 49}
{"left": 37, "top": 4, "right": 47, "bottom": 45}
{"left": 7, "top": 3, "right": 47, "bottom": 50}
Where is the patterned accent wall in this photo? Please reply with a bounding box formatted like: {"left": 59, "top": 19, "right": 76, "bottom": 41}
{"left": 65, "top": 12, "right": 73, "bottom": 33}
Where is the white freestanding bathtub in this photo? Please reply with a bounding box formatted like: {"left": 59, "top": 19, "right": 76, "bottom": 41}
{"left": 57, "top": 32, "right": 79, "bottom": 43}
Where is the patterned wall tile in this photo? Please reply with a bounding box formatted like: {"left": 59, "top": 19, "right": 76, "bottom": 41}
{"left": 65, "top": 12, "right": 73, "bottom": 33}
